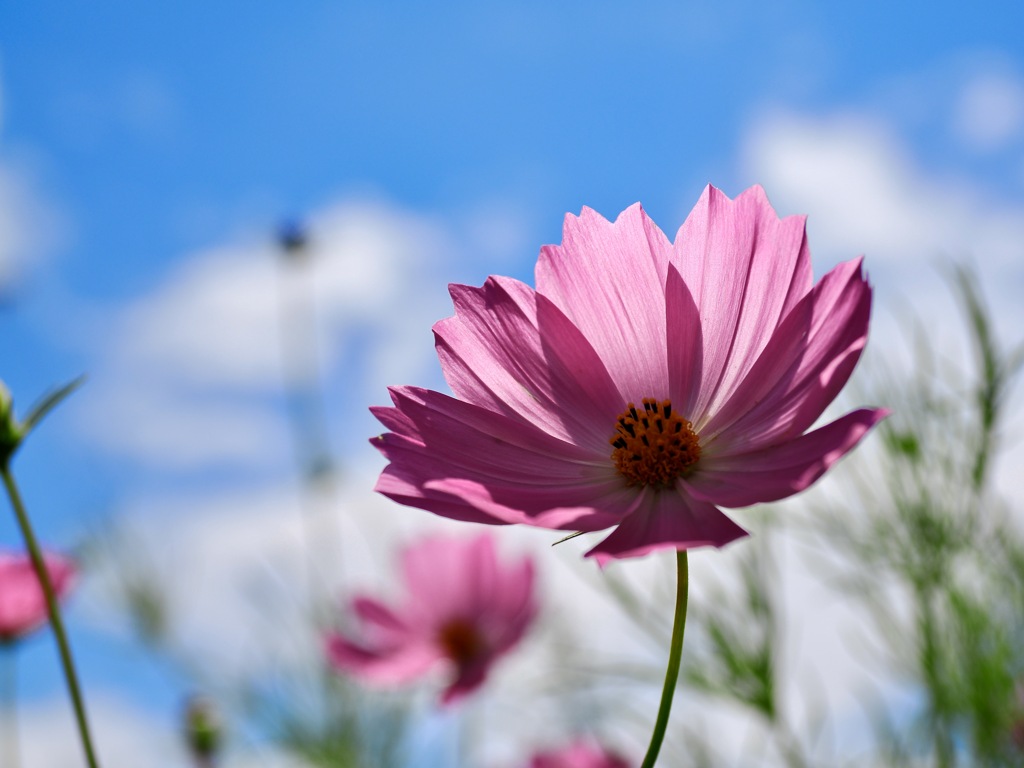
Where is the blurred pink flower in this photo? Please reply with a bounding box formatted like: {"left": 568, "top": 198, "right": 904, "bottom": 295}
{"left": 372, "top": 185, "right": 886, "bottom": 563}
{"left": 529, "top": 740, "right": 630, "bottom": 768}
{"left": 325, "top": 532, "right": 536, "bottom": 705}
{"left": 0, "top": 550, "right": 76, "bottom": 643}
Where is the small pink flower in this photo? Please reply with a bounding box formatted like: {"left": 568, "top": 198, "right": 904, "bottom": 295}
{"left": 325, "top": 532, "right": 536, "bottom": 705}
{"left": 372, "top": 185, "right": 887, "bottom": 562}
{"left": 528, "top": 740, "right": 630, "bottom": 768}
{"left": 0, "top": 550, "right": 76, "bottom": 643}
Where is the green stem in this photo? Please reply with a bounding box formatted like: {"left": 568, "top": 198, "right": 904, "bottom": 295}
{"left": 1, "top": 464, "right": 100, "bottom": 768}
{"left": 640, "top": 550, "right": 689, "bottom": 768}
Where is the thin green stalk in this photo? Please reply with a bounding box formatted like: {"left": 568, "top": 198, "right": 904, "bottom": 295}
{"left": 640, "top": 550, "right": 689, "bottom": 768}
{"left": 1, "top": 464, "right": 100, "bottom": 768}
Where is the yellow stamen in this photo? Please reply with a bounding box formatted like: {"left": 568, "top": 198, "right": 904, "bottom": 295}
{"left": 610, "top": 398, "right": 700, "bottom": 488}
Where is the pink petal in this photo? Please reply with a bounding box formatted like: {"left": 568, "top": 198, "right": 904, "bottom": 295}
{"left": 701, "top": 257, "right": 872, "bottom": 452}
{"left": 424, "top": 476, "right": 638, "bottom": 531}
{"left": 673, "top": 186, "right": 813, "bottom": 424}
{"left": 473, "top": 555, "right": 537, "bottom": 652}
{"left": 401, "top": 534, "right": 536, "bottom": 640}
{"left": 441, "top": 656, "right": 490, "bottom": 706}
{"left": 325, "top": 633, "right": 440, "bottom": 685}
{"left": 372, "top": 387, "right": 636, "bottom": 528}
{"left": 0, "top": 552, "right": 76, "bottom": 642}
{"left": 434, "top": 276, "right": 624, "bottom": 448}
{"left": 585, "top": 488, "right": 748, "bottom": 564}
{"left": 488, "top": 557, "right": 538, "bottom": 642}
{"left": 531, "top": 740, "right": 631, "bottom": 768}
{"left": 536, "top": 204, "right": 673, "bottom": 401}
{"left": 687, "top": 407, "right": 889, "bottom": 507}
{"left": 376, "top": 386, "right": 605, "bottom": 469}
{"left": 401, "top": 534, "right": 495, "bottom": 622}
{"left": 375, "top": 459, "right": 514, "bottom": 526}
{"left": 351, "top": 596, "right": 409, "bottom": 641}
{"left": 665, "top": 264, "right": 704, "bottom": 417}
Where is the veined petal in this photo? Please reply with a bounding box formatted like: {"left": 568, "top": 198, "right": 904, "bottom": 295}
{"left": 375, "top": 461, "right": 513, "bottom": 526}
{"left": 585, "top": 487, "right": 748, "bottom": 564}
{"left": 536, "top": 204, "right": 673, "bottom": 400}
{"left": 687, "top": 407, "right": 888, "bottom": 507}
{"left": 377, "top": 386, "right": 605, "bottom": 463}
{"left": 702, "top": 257, "right": 871, "bottom": 452}
{"left": 371, "top": 387, "right": 632, "bottom": 527}
{"left": 434, "top": 276, "right": 623, "bottom": 449}
{"left": 665, "top": 264, "right": 704, "bottom": 417}
{"left": 424, "top": 476, "right": 640, "bottom": 531}
{"left": 674, "top": 186, "right": 813, "bottom": 425}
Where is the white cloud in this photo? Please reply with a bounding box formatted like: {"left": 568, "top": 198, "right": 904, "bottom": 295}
{"left": 4, "top": 692, "right": 313, "bottom": 768}
{"left": 0, "top": 71, "right": 66, "bottom": 292}
{"left": 112, "top": 199, "right": 454, "bottom": 390}
{"left": 0, "top": 160, "right": 64, "bottom": 294}
{"left": 5, "top": 694, "right": 188, "bottom": 768}
{"left": 80, "top": 197, "right": 459, "bottom": 469}
{"left": 744, "top": 110, "right": 1024, "bottom": 273}
{"left": 954, "top": 71, "right": 1024, "bottom": 152}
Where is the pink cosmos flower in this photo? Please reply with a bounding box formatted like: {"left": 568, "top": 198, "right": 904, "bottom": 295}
{"left": 528, "top": 740, "right": 630, "bottom": 768}
{"left": 372, "top": 185, "right": 887, "bottom": 563}
{"left": 325, "top": 532, "right": 536, "bottom": 705}
{"left": 0, "top": 550, "right": 76, "bottom": 643}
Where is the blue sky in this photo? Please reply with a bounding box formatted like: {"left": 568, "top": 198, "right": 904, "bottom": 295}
{"left": 1, "top": 1, "right": 1024, "bottom": 765}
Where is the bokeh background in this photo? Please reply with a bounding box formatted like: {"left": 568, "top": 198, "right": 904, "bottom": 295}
{"left": 1, "top": 2, "right": 1023, "bottom": 765}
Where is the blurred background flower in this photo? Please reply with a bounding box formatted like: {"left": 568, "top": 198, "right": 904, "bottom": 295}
{"left": 326, "top": 532, "right": 536, "bottom": 706}
{"left": 0, "top": 550, "right": 74, "bottom": 643}
{"left": 527, "top": 739, "right": 630, "bottom": 768}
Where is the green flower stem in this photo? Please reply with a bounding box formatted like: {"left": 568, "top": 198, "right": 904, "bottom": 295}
{"left": 640, "top": 550, "right": 689, "bottom": 768}
{"left": 1, "top": 464, "right": 100, "bottom": 768}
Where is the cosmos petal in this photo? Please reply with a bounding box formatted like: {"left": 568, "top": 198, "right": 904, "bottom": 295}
{"left": 423, "top": 476, "right": 639, "bottom": 531}
{"left": 0, "top": 552, "right": 76, "bottom": 642}
{"left": 665, "top": 264, "right": 704, "bottom": 417}
{"left": 402, "top": 533, "right": 499, "bottom": 623}
{"left": 585, "top": 488, "right": 748, "bottom": 565}
{"left": 372, "top": 386, "right": 631, "bottom": 527}
{"left": 687, "top": 407, "right": 888, "bottom": 507}
{"left": 673, "top": 185, "right": 814, "bottom": 423}
{"left": 536, "top": 203, "right": 673, "bottom": 400}
{"left": 442, "top": 657, "right": 490, "bottom": 706}
{"left": 325, "top": 634, "right": 440, "bottom": 685}
{"left": 352, "top": 596, "right": 408, "bottom": 637}
{"left": 434, "top": 275, "right": 624, "bottom": 448}
{"left": 703, "top": 257, "right": 872, "bottom": 451}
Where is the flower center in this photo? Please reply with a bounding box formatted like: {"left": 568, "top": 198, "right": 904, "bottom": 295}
{"left": 610, "top": 398, "right": 700, "bottom": 488}
{"left": 437, "top": 618, "right": 484, "bottom": 665}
